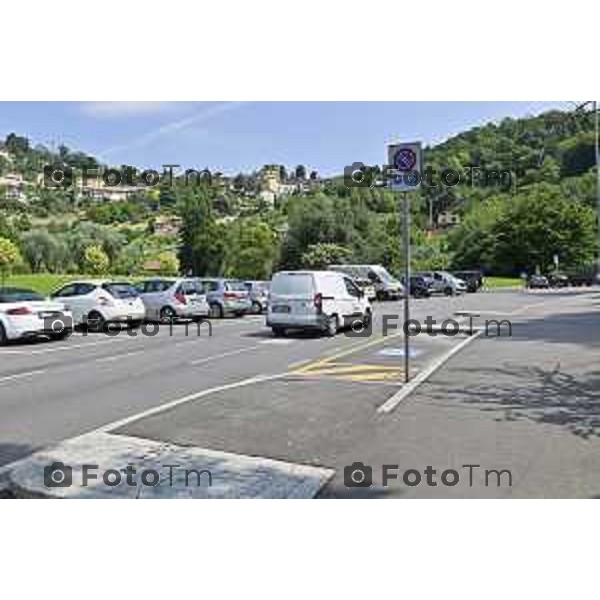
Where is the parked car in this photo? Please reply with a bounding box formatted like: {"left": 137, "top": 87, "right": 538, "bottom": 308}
{"left": 566, "top": 270, "right": 596, "bottom": 287}
{"left": 328, "top": 264, "right": 404, "bottom": 300}
{"left": 353, "top": 278, "right": 377, "bottom": 301}
{"left": 452, "top": 270, "right": 483, "bottom": 293}
{"left": 0, "top": 287, "right": 73, "bottom": 344}
{"left": 417, "top": 271, "right": 467, "bottom": 295}
{"left": 548, "top": 273, "right": 569, "bottom": 288}
{"left": 50, "top": 280, "right": 146, "bottom": 330}
{"left": 402, "top": 275, "right": 433, "bottom": 298}
{"left": 527, "top": 275, "right": 550, "bottom": 289}
{"left": 267, "top": 270, "right": 372, "bottom": 337}
{"left": 197, "top": 278, "right": 252, "bottom": 318}
{"left": 135, "top": 278, "right": 210, "bottom": 322}
{"left": 244, "top": 281, "right": 270, "bottom": 314}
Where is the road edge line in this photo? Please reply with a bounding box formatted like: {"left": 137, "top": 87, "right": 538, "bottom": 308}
{"left": 376, "top": 330, "right": 483, "bottom": 414}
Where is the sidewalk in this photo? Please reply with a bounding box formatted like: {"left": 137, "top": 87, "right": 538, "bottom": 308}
{"left": 319, "top": 291, "right": 600, "bottom": 498}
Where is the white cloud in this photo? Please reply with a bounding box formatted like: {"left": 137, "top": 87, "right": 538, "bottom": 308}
{"left": 81, "top": 101, "right": 180, "bottom": 117}
{"left": 100, "top": 101, "right": 248, "bottom": 157}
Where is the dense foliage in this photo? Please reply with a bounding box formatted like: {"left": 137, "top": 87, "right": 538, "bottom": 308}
{"left": 0, "top": 107, "right": 598, "bottom": 281}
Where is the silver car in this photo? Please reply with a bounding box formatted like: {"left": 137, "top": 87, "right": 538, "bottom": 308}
{"left": 244, "top": 280, "right": 270, "bottom": 314}
{"left": 135, "top": 278, "right": 210, "bottom": 322}
{"left": 197, "top": 278, "right": 252, "bottom": 318}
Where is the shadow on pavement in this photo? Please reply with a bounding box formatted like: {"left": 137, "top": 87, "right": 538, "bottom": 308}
{"left": 429, "top": 364, "right": 600, "bottom": 439}
{"left": 0, "top": 442, "right": 36, "bottom": 468}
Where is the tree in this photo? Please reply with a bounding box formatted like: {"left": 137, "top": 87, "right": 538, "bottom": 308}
{"left": 301, "top": 243, "right": 353, "bottom": 269}
{"left": 493, "top": 185, "right": 596, "bottom": 274}
{"left": 83, "top": 245, "right": 109, "bottom": 275}
{"left": 177, "top": 185, "right": 226, "bottom": 275}
{"left": 156, "top": 251, "right": 180, "bottom": 276}
{"left": 224, "top": 220, "right": 277, "bottom": 279}
{"left": 20, "top": 229, "right": 68, "bottom": 273}
{"left": 0, "top": 237, "right": 21, "bottom": 288}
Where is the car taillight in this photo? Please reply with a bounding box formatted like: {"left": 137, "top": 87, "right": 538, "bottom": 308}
{"left": 7, "top": 306, "right": 32, "bottom": 316}
{"left": 314, "top": 293, "right": 323, "bottom": 312}
{"left": 175, "top": 291, "right": 187, "bottom": 305}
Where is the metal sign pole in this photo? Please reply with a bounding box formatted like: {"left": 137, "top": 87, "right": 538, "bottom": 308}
{"left": 403, "top": 191, "right": 411, "bottom": 383}
{"left": 387, "top": 141, "right": 421, "bottom": 385}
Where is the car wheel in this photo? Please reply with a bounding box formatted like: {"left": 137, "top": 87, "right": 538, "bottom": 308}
{"left": 87, "top": 311, "right": 106, "bottom": 332}
{"left": 444, "top": 286, "right": 454, "bottom": 296}
{"left": 50, "top": 330, "right": 72, "bottom": 341}
{"left": 272, "top": 327, "right": 286, "bottom": 337}
{"left": 376, "top": 291, "right": 386, "bottom": 301}
{"left": 0, "top": 322, "right": 7, "bottom": 345}
{"left": 324, "top": 314, "right": 339, "bottom": 337}
{"left": 160, "top": 307, "right": 177, "bottom": 323}
{"left": 128, "top": 320, "right": 142, "bottom": 329}
{"left": 252, "top": 301, "right": 263, "bottom": 314}
{"left": 209, "top": 303, "right": 223, "bottom": 319}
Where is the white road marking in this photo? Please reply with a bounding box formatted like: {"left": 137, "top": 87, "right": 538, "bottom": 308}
{"left": 0, "top": 337, "right": 129, "bottom": 355}
{"left": 189, "top": 344, "right": 264, "bottom": 365}
{"left": 93, "top": 372, "right": 287, "bottom": 434}
{"left": 0, "top": 369, "right": 47, "bottom": 385}
{"left": 377, "top": 330, "right": 483, "bottom": 414}
{"left": 94, "top": 350, "right": 145, "bottom": 363}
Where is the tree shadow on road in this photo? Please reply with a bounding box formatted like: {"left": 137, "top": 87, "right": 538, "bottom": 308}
{"left": 429, "top": 364, "right": 600, "bottom": 440}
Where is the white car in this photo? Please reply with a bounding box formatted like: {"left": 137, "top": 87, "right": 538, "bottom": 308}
{"left": 418, "top": 271, "right": 467, "bottom": 295}
{"left": 0, "top": 287, "right": 73, "bottom": 344}
{"left": 50, "top": 280, "right": 146, "bottom": 330}
{"left": 267, "top": 270, "right": 372, "bottom": 337}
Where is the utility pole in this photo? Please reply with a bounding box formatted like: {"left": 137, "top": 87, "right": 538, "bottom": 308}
{"left": 574, "top": 101, "right": 600, "bottom": 277}
{"left": 595, "top": 100, "right": 600, "bottom": 278}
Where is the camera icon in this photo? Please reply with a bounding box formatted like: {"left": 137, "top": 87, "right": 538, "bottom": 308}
{"left": 344, "top": 162, "right": 373, "bottom": 188}
{"left": 44, "top": 462, "right": 73, "bottom": 488}
{"left": 43, "top": 312, "right": 74, "bottom": 340}
{"left": 343, "top": 315, "right": 373, "bottom": 338}
{"left": 43, "top": 162, "right": 74, "bottom": 188}
{"left": 344, "top": 462, "right": 372, "bottom": 488}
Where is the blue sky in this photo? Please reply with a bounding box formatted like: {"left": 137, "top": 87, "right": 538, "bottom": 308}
{"left": 0, "top": 101, "right": 567, "bottom": 176}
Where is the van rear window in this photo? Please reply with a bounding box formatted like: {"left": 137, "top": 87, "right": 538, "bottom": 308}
{"left": 271, "top": 274, "right": 314, "bottom": 295}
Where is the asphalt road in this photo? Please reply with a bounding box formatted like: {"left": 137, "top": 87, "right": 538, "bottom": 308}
{"left": 1, "top": 287, "right": 599, "bottom": 497}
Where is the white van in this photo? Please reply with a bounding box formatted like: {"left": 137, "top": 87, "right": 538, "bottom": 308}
{"left": 267, "top": 271, "right": 372, "bottom": 337}
{"left": 328, "top": 264, "right": 404, "bottom": 300}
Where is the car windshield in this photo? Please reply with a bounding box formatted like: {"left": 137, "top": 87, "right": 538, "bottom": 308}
{"left": 372, "top": 266, "right": 396, "bottom": 282}
{"left": 270, "top": 274, "right": 314, "bottom": 296}
{"left": 103, "top": 283, "right": 139, "bottom": 298}
{"left": 0, "top": 288, "right": 45, "bottom": 303}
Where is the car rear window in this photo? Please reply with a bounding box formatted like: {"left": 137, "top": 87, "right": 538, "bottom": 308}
{"left": 225, "top": 281, "right": 247, "bottom": 292}
{"left": 270, "top": 274, "right": 314, "bottom": 296}
{"left": 103, "top": 283, "right": 139, "bottom": 298}
{"left": 0, "top": 288, "right": 45, "bottom": 303}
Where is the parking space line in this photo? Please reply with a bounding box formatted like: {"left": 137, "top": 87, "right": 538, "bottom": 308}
{"left": 188, "top": 344, "right": 264, "bottom": 366}
{"left": 94, "top": 350, "right": 145, "bottom": 364}
{"left": 0, "top": 369, "right": 47, "bottom": 385}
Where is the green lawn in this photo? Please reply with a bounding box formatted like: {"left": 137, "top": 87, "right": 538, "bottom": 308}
{"left": 2, "top": 274, "right": 90, "bottom": 295}
{"left": 484, "top": 276, "right": 524, "bottom": 289}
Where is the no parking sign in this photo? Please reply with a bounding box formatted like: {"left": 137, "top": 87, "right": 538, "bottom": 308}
{"left": 387, "top": 142, "right": 422, "bottom": 191}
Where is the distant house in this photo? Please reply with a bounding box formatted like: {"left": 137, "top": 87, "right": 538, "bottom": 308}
{"left": 0, "top": 173, "right": 28, "bottom": 202}
{"left": 78, "top": 177, "right": 139, "bottom": 202}
{"left": 436, "top": 210, "right": 461, "bottom": 228}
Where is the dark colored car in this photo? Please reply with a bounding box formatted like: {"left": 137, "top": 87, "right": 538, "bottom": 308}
{"left": 452, "top": 270, "right": 483, "bottom": 293}
{"left": 567, "top": 273, "right": 595, "bottom": 287}
{"left": 548, "top": 273, "right": 569, "bottom": 288}
{"left": 402, "top": 275, "right": 433, "bottom": 298}
{"left": 527, "top": 275, "right": 550, "bottom": 289}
